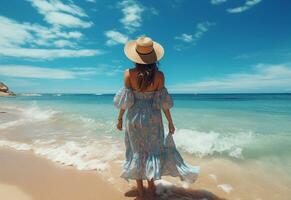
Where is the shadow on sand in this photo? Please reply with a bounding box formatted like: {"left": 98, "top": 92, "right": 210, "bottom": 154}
{"left": 125, "top": 185, "right": 226, "bottom": 200}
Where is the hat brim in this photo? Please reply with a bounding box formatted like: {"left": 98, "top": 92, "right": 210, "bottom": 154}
{"left": 124, "top": 40, "right": 164, "bottom": 64}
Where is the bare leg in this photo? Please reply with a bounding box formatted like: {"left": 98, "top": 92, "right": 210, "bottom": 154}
{"left": 147, "top": 179, "right": 156, "bottom": 197}
{"left": 136, "top": 180, "right": 144, "bottom": 200}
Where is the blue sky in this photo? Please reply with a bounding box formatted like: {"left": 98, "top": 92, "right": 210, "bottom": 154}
{"left": 0, "top": 0, "right": 291, "bottom": 93}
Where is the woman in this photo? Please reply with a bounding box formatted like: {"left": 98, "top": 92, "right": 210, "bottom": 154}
{"left": 114, "top": 36, "right": 199, "bottom": 200}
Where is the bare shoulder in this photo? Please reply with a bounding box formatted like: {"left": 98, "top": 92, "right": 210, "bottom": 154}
{"left": 124, "top": 68, "right": 130, "bottom": 77}
{"left": 124, "top": 69, "right": 131, "bottom": 88}
{"left": 156, "top": 70, "right": 165, "bottom": 80}
{"left": 155, "top": 70, "right": 165, "bottom": 88}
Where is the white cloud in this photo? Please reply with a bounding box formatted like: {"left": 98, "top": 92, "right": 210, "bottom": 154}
{"left": 0, "top": 16, "right": 101, "bottom": 59}
{"left": 27, "top": 0, "right": 87, "bottom": 17}
{"left": 210, "top": 0, "right": 228, "bottom": 5}
{"left": 0, "top": 16, "right": 83, "bottom": 48}
{"left": 227, "top": 0, "right": 262, "bottom": 13}
{"left": 44, "top": 11, "right": 92, "bottom": 28}
{"left": 0, "top": 65, "right": 76, "bottom": 79}
{"left": 175, "top": 21, "right": 215, "bottom": 46}
{"left": 170, "top": 64, "right": 291, "bottom": 93}
{"left": 149, "top": 7, "right": 159, "bottom": 15}
{"left": 0, "top": 16, "right": 32, "bottom": 48}
{"left": 53, "top": 40, "right": 75, "bottom": 47}
{"left": 0, "top": 48, "right": 102, "bottom": 59}
{"left": 118, "top": 0, "right": 144, "bottom": 32}
{"left": 0, "top": 16, "right": 82, "bottom": 48}
{"left": 175, "top": 34, "right": 193, "bottom": 43}
{"left": 0, "top": 65, "right": 123, "bottom": 79}
{"left": 73, "top": 65, "right": 123, "bottom": 76}
{"left": 27, "top": 0, "right": 93, "bottom": 28}
{"left": 98, "top": 65, "right": 124, "bottom": 76}
{"left": 104, "top": 30, "right": 129, "bottom": 46}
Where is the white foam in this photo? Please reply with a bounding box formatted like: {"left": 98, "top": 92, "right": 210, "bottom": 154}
{"left": 173, "top": 128, "right": 253, "bottom": 159}
{"left": 208, "top": 174, "right": 217, "bottom": 182}
{"left": 0, "top": 137, "right": 123, "bottom": 172}
{"left": 0, "top": 104, "right": 59, "bottom": 130}
{"left": 78, "top": 116, "right": 98, "bottom": 129}
{"left": 0, "top": 120, "right": 25, "bottom": 130}
{"left": 19, "top": 93, "right": 42, "bottom": 96}
{"left": 217, "top": 184, "right": 233, "bottom": 193}
{"left": 33, "top": 139, "right": 56, "bottom": 145}
{"left": 229, "top": 147, "right": 243, "bottom": 158}
{"left": 0, "top": 140, "right": 32, "bottom": 151}
{"left": 21, "top": 105, "right": 58, "bottom": 121}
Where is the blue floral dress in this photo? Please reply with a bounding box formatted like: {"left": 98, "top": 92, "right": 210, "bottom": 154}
{"left": 114, "top": 87, "right": 199, "bottom": 183}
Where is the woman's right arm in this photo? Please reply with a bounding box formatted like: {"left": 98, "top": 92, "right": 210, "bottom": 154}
{"left": 158, "top": 72, "right": 175, "bottom": 134}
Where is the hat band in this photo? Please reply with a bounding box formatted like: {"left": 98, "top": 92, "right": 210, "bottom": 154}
{"left": 135, "top": 48, "right": 154, "bottom": 55}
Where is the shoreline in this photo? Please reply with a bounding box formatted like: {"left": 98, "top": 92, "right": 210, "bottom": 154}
{"left": 0, "top": 148, "right": 228, "bottom": 200}
{"left": 0, "top": 148, "right": 126, "bottom": 200}
{"left": 2, "top": 146, "right": 290, "bottom": 200}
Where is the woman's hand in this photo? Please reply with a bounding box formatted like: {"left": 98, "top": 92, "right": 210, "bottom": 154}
{"left": 168, "top": 122, "right": 175, "bottom": 135}
{"left": 117, "top": 118, "right": 123, "bottom": 131}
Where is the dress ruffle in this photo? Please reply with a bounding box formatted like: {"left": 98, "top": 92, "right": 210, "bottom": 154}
{"left": 113, "top": 88, "right": 134, "bottom": 109}
{"left": 153, "top": 88, "right": 174, "bottom": 110}
{"left": 114, "top": 87, "right": 173, "bottom": 110}
{"left": 121, "top": 134, "right": 200, "bottom": 183}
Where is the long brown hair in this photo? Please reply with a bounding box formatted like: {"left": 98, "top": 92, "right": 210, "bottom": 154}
{"left": 135, "top": 62, "right": 158, "bottom": 91}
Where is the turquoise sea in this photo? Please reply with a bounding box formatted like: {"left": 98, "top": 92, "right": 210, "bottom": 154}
{"left": 1, "top": 93, "right": 291, "bottom": 198}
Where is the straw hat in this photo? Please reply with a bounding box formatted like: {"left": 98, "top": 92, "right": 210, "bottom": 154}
{"left": 124, "top": 36, "right": 164, "bottom": 64}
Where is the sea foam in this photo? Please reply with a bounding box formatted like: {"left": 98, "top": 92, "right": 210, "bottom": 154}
{"left": 217, "top": 184, "right": 233, "bottom": 193}
{"left": 21, "top": 105, "right": 58, "bottom": 121}
{"left": 19, "top": 93, "right": 42, "bottom": 96}
{"left": 0, "top": 105, "right": 58, "bottom": 130}
{"left": 0, "top": 137, "right": 123, "bottom": 172}
{"left": 173, "top": 128, "right": 253, "bottom": 159}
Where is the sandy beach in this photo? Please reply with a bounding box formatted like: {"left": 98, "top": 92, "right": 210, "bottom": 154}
{"left": 0, "top": 148, "right": 126, "bottom": 200}
{"left": 1, "top": 146, "right": 290, "bottom": 200}
{"left": 0, "top": 148, "right": 226, "bottom": 200}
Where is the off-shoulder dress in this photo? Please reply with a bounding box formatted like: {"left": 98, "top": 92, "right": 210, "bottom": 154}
{"left": 114, "top": 88, "right": 199, "bottom": 183}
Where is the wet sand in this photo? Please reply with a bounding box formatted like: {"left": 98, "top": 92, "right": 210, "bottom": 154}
{"left": 0, "top": 149, "right": 126, "bottom": 200}
{"left": 2, "top": 147, "right": 290, "bottom": 200}
{"left": 0, "top": 148, "right": 227, "bottom": 200}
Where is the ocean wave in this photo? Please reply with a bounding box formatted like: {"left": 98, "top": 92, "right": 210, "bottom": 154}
{"left": 0, "top": 138, "right": 123, "bottom": 172}
{"left": 20, "top": 104, "right": 59, "bottom": 122}
{"left": 0, "top": 104, "right": 59, "bottom": 130}
{"left": 0, "top": 140, "right": 32, "bottom": 151}
{"left": 173, "top": 128, "right": 253, "bottom": 159}
{"left": 53, "top": 94, "right": 62, "bottom": 97}
{"left": 0, "top": 103, "right": 109, "bottom": 138}
{"left": 0, "top": 120, "right": 25, "bottom": 130}
{"left": 19, "top": 93, "right": 42, "bottom": 96}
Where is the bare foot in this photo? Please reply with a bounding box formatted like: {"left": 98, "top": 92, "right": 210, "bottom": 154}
{"left": 124, "top": 187, "right": 138, "bottom": 197}
{"left": 149, "top": 184, "right": 156, "bottom": 197}
{"left": 134, "top": 195, "right": 145, "bottom": 200}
